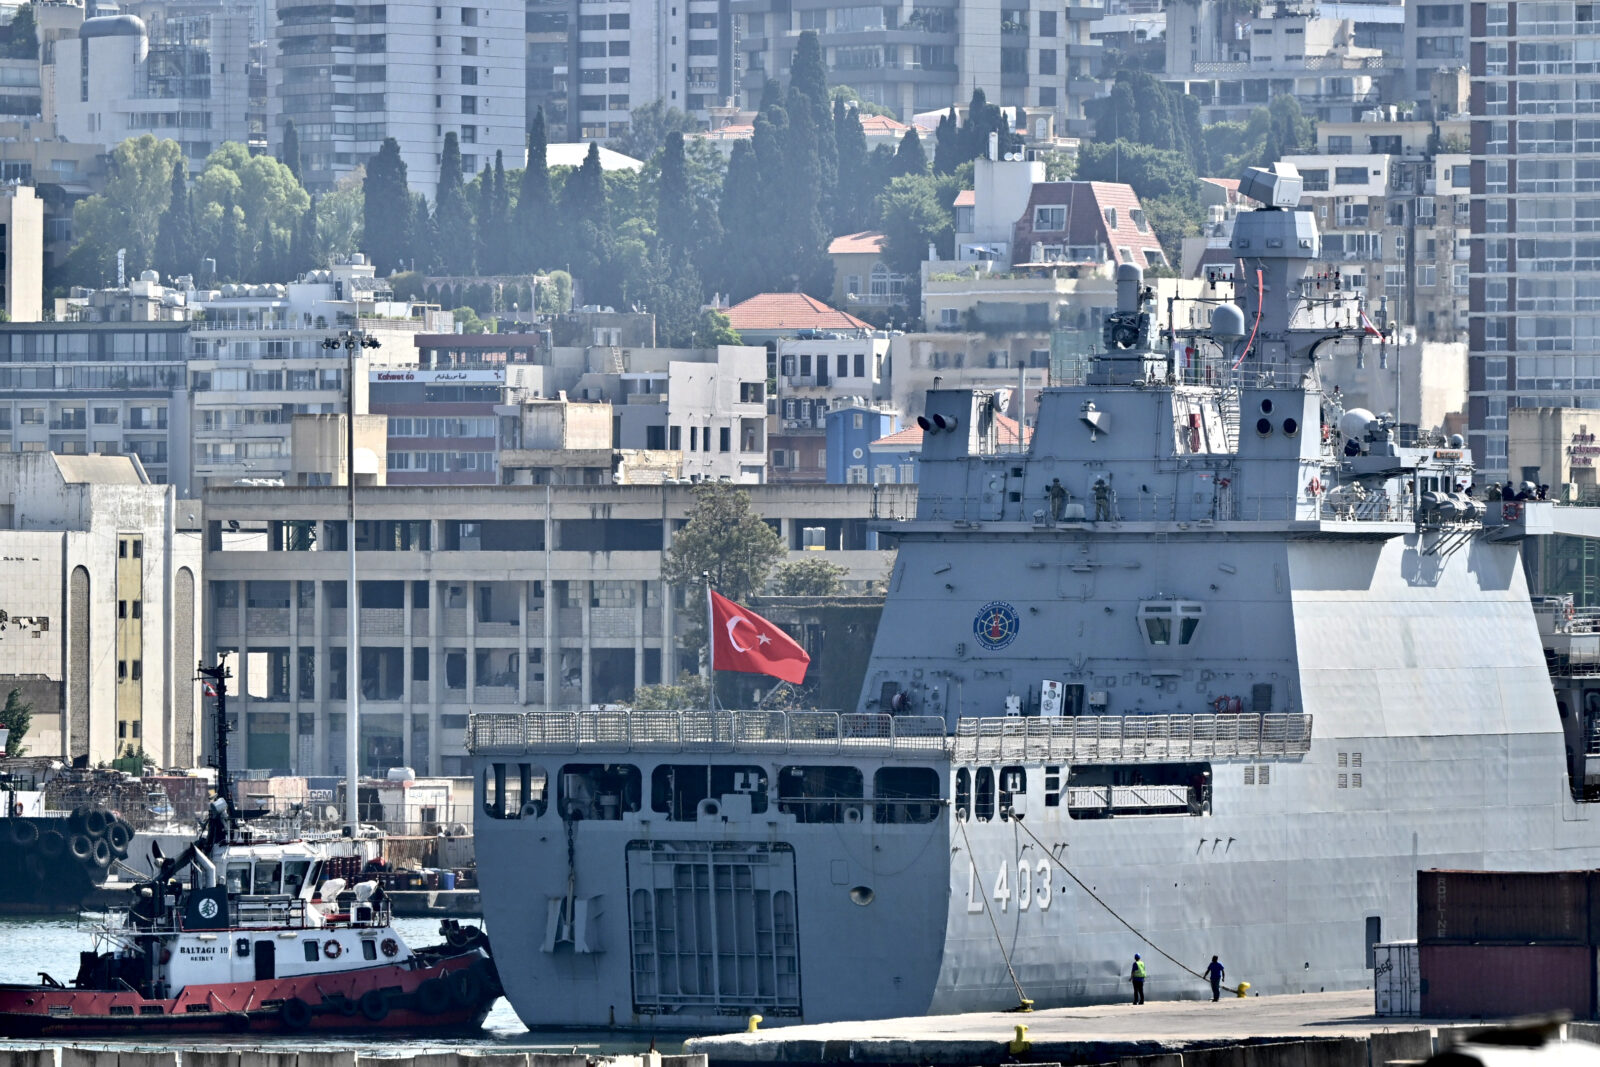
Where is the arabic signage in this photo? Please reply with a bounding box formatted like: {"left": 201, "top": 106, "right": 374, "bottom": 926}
{"left": 370, "top": 369, "right": 505, "bottom": 384}
{"left": 1571, "top": 428, "right": 1600, "bottom": 467}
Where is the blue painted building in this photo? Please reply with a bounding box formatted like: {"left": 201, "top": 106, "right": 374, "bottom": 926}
{"left": 825, "top": 404, "right": 899, "bottom": 483}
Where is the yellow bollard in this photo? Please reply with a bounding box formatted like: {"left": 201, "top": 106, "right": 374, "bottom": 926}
{"left": 1235, "top": 982, "right": 1250, "bottom": 998}
{"left": 1009, "top": 1024, "right": 1032, "bottom": 1054}
{"left": 748, "top": 1014, "right": 763, "bottom": 1032}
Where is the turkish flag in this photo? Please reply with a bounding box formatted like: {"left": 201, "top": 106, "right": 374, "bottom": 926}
{"left": 709, "top": 589, "right": 811, "bottom": 685}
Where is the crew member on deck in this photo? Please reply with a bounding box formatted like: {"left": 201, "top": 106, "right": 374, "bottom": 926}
{"left": 1130, "top": 954, "right": 1146, "bottom": 1004}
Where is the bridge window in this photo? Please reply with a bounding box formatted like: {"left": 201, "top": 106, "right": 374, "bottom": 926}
{"left": 998, "top": 765, "right": 1025, "bottom": 818}
{"left": 558, "top": 764, "right": 641, "bottom": 820}
{"left": 650, "top": 764, "right": 769, "bottom": 820}
{"left": 481, "top": 762, "right": 547, "bottom": 819}
{"left": 974, "top": 767, "right": 995, "bottom": 821}
{"left": 873, "top": 767, "right": 942, "bottom": 824}
{"left": 777, "top": 765, "right": 864, "bottom": 824}
{"left": 1139, "top": 600, "right": 1204, "bottom": 646}
{"left": 955, "top": 768, "right": 972, "bottom": 820}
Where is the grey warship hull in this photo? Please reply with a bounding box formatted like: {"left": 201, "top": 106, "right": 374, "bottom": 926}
{"left": 468, "top": 163, "right": 1600, "bottom": 1029}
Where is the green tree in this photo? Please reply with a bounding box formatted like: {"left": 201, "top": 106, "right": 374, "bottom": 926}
{"left": 1083, "top": 70, "right": 1206, "bottom": 172}
{"left": 832, "top": 98, "right": 873, "bottom": 233}
{"left": 933, "top": 108, "right": 961, "bottom": 174}
{"left": 656, "top": 131, "right": 693, "bottom": 262}
{"left": 290, "top": 192, "right": 321, "bottom": 275}
{"left": 717, "top": 139, "right": 766, "bottom": 298}
{"left": 1141, "top": 193, "right": 1204, "bottom": 267}
{"left": 490, "top": 151, "right": 509, "bottom": 271}
{"left": 1073, "top": 140, "right": 1201, "bottom": 201}
{"left": 0, "top": 6, "right": 37, "bottom": 59}
{"left": 956, "top": 89, "right": 1015, "bottom": 165}
{"left": 434, "top": 132, "right": 475, "bottom": 273}
{"left": 770, "top": 557, "right": 846, "bottom": 596}
{"left": 153, "top": 160, "right": 195, "bottom": 282}
{"left": 662, "top": 483, "right": 786, "bottom": 607}
{"left": 627, "top": 672, "right": 713, "bottom": 710}
{"left": 450, "top": 305, "right": 489, "bottom": 333}
{"left": 192, "top": 143, "right": 309, "bottom": 241}
{"left": 0, "top": 688, "right": 31, "bottom": 757}
{"left": 1263, "top": 94, "right": 1316, "bottom": 163}
{"left": 613, "top": 100, "right": 703, "bottom": 161}
{"left": 318, "top": 169, "right": 364, "bottom": 259}
{"left": 639, "top": 253, "right": 705, "bottom": 346}
{"left": 66, "top": 135, "right": 184, "bottom": 282}
{"left": 890, "top": 128, "right": 928, "bottom": 178}
{"left": 690, "top": 307, "right": 741, "bottom": 347}
{"left": 877, "top": 172, "right": 955, "bottom": 322}
{"left": 788, "top": 31, "right": 836, "bottom": 223}
{"left": 389, "top": 270, "right": 425, "bottom": 301}
{"left": 279, "top": 118, "right": 302, "bottom": 182}
{"left": 536, "top": 269, "right": 572, "bottom": 313}
{"left": 361, "top": 138, "right": 411, "bottom": 275}
{"left": 829, "top": 84, "right": 896, "bottom": 119}
{"left": 775, "top": 102, "right": 832, "bottom": 297}
{"left": 473, "top": 159, "right": 495, "bottom": 272}
{"left": 560, "top": 143, "right": 611, "bottom": 301}
{"left": 514, "top": 109, "right": 555, "bottom": 271}
{"left": 211, "top": 189, "right": 246, "bottom": 281}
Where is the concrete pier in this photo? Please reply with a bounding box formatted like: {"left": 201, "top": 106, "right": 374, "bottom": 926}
{"left": 684, "top": 990, "right": 1585, "bottom": 1067}
{"left": 5, "top": 1050, "right": 702, "bottom": 1067}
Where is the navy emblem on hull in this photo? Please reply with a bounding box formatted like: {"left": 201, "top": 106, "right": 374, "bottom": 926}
{"left": 973, "top": 601, "right": 1020, "bottom": 651}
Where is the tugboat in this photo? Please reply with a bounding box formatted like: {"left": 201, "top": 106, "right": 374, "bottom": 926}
{"left": 0, "top": 656, "right": 501, "bottom": 1036}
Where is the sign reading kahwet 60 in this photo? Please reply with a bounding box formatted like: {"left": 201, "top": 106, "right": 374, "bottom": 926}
{"left": 973, "top": 601, "right": 1021, "bottom": 651}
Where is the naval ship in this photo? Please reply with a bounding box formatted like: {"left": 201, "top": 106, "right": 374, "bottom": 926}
{"left": 467, "top": 163, "right": 1600, "bottom": 1029}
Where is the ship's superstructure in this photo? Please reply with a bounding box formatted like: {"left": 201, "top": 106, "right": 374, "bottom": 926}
{"left": 469, "top": 163, "right": 1600, "bottom": 1030}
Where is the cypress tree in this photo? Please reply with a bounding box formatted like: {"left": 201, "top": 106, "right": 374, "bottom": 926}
{"left": 777, "top": 102, "right": 831, "bottom": 297}
{"left": 718, "top": 139, "right": 765, "bottom": 299}
{"left": 290, "top": 195, "right": 319, "bottom": 276}
{"left": 362, "top": 138, "right": 411, "bottom": 275}
{"left": 410, "top": 192, "right": 434, "bottom": 274}
{"left": 279, "top": 118, "right": 302, "bottom": 183}
{"left": 489, "top": 150, "right": 509, "bottom": 273}
{"left": 514, "top": 109, "right": 553, "bottom": 271}
{"left": 833, "top": 97, "right": 871, "bottom": 234}
{"left": 788, "top": 31, "right": 836, "bottom": 222}
{"left": 216, "top": 190, "right": 243, "bottom": 282}
{"left": 656, "top": 131, "right": 693, "bottom": 263}
{"left": 933, "top": 108, "right": 960, "bottom": 174}
{"left": 435, "top": 132, "right": 475, "bottom": 273}
{"left": 561, "top": 143, "right": 609, "bottom": 295}
{"left": 153, "top": 160, "right": 194, "bottom": 281}
{"left": 474, "top": 160, "right": 494, "bottom": 273}
{"left": 759, "top": 77, "right": 782, "bottom": 113}
{"left": 890, "top": 128, "right": 928, "bottom": 177}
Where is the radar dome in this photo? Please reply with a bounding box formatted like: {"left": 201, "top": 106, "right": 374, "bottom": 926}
{"left": 1339, "top": 408, "right": 1376, "bottom": 439}
{"left": 1450, "top": 433, "right": 1465, "bottom": 449}
{"left": 1211, "top": 304, "right": 1246, "bottom": 344}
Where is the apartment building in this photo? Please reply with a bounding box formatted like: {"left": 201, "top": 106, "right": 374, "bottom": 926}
{"left": 0, "top": 452, "right": 203, "bottom": 767}
{"left": 1284, "top": 137, "right": 1470, "bottom": 342}
{"left": 734, "top": 0, "right": 1102, "bottom": 131}
{"left": 1466, "top": 0, "right": 1600, "bottom": 484}
{"left": 202, "top": 482, "right": 910, "bottom": 774}
{"left": 771, "top": 332, "right": 890, "bottom": 483}
{"left": 0, "top": 183, "right": 43, "bottom": 322}
{"left": 270, "top": 0, "right": 525, "bottom": 195}
{"left": 1163, "top": 0, "right": 1402, "bottom": 124}
{"left": 51, "top": 4, "right": 253, "bottom": 173}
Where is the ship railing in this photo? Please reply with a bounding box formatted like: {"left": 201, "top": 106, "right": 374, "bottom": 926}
{"left": 952, "top": 712, "right": 1312, "bottom": 762}
{"left": 468, "top": 710, "right": 952, "bottom": 755}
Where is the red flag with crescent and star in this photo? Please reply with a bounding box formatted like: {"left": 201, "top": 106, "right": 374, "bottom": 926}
{"left": 708, "top": 589, "right": 811, "bottom": 685}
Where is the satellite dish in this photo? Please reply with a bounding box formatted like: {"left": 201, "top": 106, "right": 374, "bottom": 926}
{"left": 323, "top": 805, "right": 340, "bottom": 821}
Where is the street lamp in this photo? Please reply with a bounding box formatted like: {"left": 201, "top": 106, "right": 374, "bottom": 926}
{"left": 320, "top": 329, "right": 381, "bottom": 834}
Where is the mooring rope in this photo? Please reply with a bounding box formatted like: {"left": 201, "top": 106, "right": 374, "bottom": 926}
{"left": 954, "top": 811, "right": 1032, "bottom": 1011}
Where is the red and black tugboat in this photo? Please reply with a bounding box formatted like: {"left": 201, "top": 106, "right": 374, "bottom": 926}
{"left": 0, "top": 656, "right": 501, "bottom": 1036}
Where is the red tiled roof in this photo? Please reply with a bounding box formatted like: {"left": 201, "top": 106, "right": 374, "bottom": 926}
{"left": 1201, "top": 177, "right": 1240, "bottom": 192}
{"left": 828, "top": 231, "right": 888, "bottom": 255}
{"left": 953, "top": 189, "right": 976, "bottom": 208}
{"left": 859, "top": 114, "right": 912, "bottom": 135}
{"left": 1011, "top": 180, "right": 1168, "bottom": 269}
{"left": 872, "top": 414, "right": 1031, "bottom": 449}
{"left": 723, "top": 293, "right": 873, "bottom": 332}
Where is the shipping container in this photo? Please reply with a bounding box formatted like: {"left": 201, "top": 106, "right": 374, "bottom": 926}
{"left": 1418, "top": 870, "right": 1592, "bottom": 945}
{"left": 1375, "top": 940, "right": 1420, "bottom": 1017}
{"left": 1419, "top": 944, "right": 1594, "bottom": 1019}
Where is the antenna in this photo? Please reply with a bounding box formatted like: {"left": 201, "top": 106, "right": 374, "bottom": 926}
{"left": 197, "top": 653, "right": 235, "bottom": 829}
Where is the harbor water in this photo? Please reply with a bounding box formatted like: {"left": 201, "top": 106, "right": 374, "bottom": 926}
{"left": 0, "top": 915, "right": 675, "bottom": 1052}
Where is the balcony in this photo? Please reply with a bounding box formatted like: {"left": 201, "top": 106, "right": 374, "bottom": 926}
{"left": 245, "top": 607, "right": 291, "bottom": 636}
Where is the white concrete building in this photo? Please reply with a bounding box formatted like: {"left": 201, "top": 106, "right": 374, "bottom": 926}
{"left": 50, "top": 5, "right": 253, "bottom": 173}
{"left": 0, "top": 452, "right": 202, "bottom": 766}
{"left": 203, "top": 482, "right": 910, "bottom": 774}
{"left": 0, "top": 183, "right": 43, "bottom": 323}
{"left": 270, "top": 0, "right": 526, "bottom": 195}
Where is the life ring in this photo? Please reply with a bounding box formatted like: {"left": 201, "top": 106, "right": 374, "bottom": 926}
{"left": 10, "top": 803, "right": 21, "bottom": 817}
{"left": 380, "top": 938, "right": 399, "bottom": 958}
{"left": 843, "top": 807, "right": 863, "bottom": 824}
{"left": 1307, "top": 477, "right": 1323, "bottom": 496}
{"left": 1568, "top": 603, "right": 1577, "bottom": 621}
{"left": 323, "top": 939, "right": 343, "bottom": 959}
{"left": 1213, "top": 696, "right": 1230, "bottom": 714}
{"left": 1503, "top": 500, "right": 1522, "bottom": 520}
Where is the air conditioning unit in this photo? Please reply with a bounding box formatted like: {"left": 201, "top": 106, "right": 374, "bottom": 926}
{"left": 782, "top": 419, "right": 800, "bottom": 429}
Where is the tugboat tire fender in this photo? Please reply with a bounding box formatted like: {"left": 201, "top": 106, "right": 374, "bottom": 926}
{"left": 450, "top": 967, "right": 483, "bottom": 1008}
{"left": 8, "top": 819, "right": 37, "bottom": 847}
{"left": 83, "top": 810, "right": 110, "bottom": 837}
{"left": 107, "top": 821, "right": 132, "bottom": 858}
{"left": 90, "top": 838, "right": 112, "bottom": 867}
{"left": 38, "top": 830, "right": 64, "bottom": 858}
{"left": 416, "top": 977, "right": 452, "bottom": 1015}
{"left": 359, "top": 989, "right": 389, "bottom": 1022}
{"left": 279, "top": 997, "right": 313, "bottom": 1030}
{"left": 68, "top": 834, "right": 94, "bottom": 862}
{"left": 67, "top": 809, "right": 88, "bottom": 833}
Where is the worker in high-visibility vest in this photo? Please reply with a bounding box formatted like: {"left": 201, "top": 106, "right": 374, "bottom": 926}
{"left": 1130, "top": 954, "right": 1146, "bottom": 1005}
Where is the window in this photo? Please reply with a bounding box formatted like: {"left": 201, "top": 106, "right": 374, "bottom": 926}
{"left": 1335, "top": 167, "right": 1369, "bottom": 186}
{"left": 1139, "top": 600, "right": 1204, "bottom": 646}
{"left": 1301, "top": 169, "right": 1329, "bottom": 191}
{"left": 461, "top": 95, "right": 476, "bottom": 113}
{"left": 460, "top": 67, "right": 477, "bottom": 84}
{"left": 1034, "top": 205, "right": 1066, "bottom": 231}
{"left": 1038, "top": 48, "right": 1056, "bottom": 75}
{"left": 719, "top": 427, "right": 731, "bottom": 452}
{"left": 1038, "top": 9, "right": 1056, "bottom": 35}
{"left": 974, "top": 767, "right": 995, "bottom": 821}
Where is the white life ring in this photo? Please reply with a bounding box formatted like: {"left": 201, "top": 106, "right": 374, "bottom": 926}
{"left": 844, "top": 806, "right": 863, "bottom": 824}
{"left": 323, "top": 939, "right": 343, "bottom": 959}
{"left": 1307, "top": 477, "right": 1323, "bottom": 495}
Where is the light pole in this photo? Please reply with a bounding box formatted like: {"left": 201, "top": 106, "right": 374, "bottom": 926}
{"left": 321, "top": 329, "right": 381, "bottom": 834}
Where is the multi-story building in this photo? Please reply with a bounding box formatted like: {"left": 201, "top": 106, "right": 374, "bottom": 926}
{"left": 50, "top": 5, "right": 252, "bottom": 173}
{"left": 1465, "top": 0, "right": 1600, "bottom": 484}
{"left": 1163, "top": 0, "right": 1403, "bottom": 124}
{"left": 734, "top": 0, "right": 1102, "bottom": 131}
{"left": 1403, "top": 1, "right": 1468, "bottom": 104}
{"left": 770, "top": 331, "right": 890, "bottom": 483}
{"left": 0, "top": 183, "right": 43, "bottom": 322}
{"left": 270, "top": 0, "right": 525, "bottom": 195}
{"left": 0, "top": 451, "right": 202, "bottom": 767}
{"left": 1284, "top": 134, "right": 1471, "bottom": 342}
{"left": 524, "top": 0, "right": 573, "bottom": 140}
{"left": 202, "top": 481, "right": 911, "bottom": 774}
{"left": 0, "top": 119, "right": 107, "bottom": 272}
